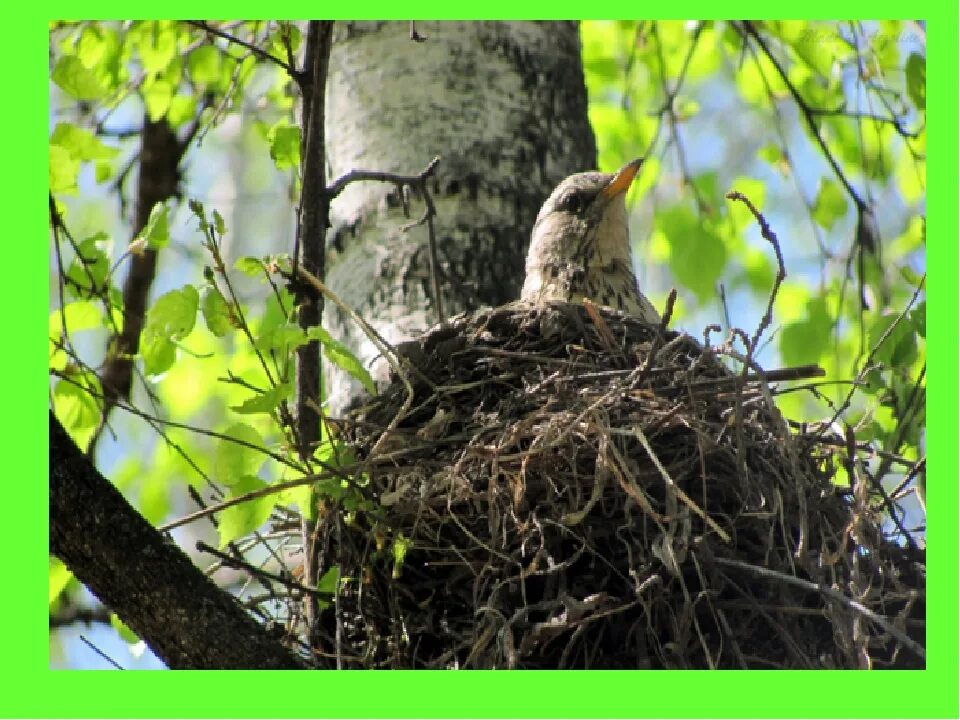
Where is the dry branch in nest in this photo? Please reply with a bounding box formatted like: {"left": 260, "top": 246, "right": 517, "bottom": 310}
{"left": 314, "top": 302, "right": 924, "bottom": 669}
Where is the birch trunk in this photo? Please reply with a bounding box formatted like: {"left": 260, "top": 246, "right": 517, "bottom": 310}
{"left": 323, "top": 21, "right": 596, "bottom": 412}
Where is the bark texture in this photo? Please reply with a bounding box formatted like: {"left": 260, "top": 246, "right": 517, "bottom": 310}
{"left": 324, "top": 21, "right": 597, "bottom": 412}
{"left": 49, "top": 412, "right": 306, "bottom": 669}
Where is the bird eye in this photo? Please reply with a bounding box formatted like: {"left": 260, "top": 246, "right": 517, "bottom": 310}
{"left": 560, "top": 193, "right": 583, "bottom": 214}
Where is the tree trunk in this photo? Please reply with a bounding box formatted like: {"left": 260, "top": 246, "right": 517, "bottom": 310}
{"left": 323, "top": 21, "right": 596, "bottom": 413}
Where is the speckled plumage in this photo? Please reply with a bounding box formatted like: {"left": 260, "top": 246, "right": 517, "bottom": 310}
{"left": 521, "top": 160, "right": 660, "bottom": 323}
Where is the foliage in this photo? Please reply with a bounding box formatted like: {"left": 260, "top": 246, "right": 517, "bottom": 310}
{"left": 581, "top": 18, "right": 924, "bottom": 519}
{"left": 49, "top": 20, "right": 925, "bottom": 665}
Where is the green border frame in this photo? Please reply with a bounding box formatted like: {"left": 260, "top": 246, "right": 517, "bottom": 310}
{"left": 18, "top": 5, "right": 956, "bottom": 718}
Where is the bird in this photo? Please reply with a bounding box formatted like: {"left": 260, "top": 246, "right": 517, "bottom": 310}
{"left": 521, "top": 159, "right": 660, "bottom": 323}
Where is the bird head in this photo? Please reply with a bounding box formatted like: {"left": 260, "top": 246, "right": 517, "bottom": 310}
{"left": 524, "top": 159, "right": 643, "bottom": 281}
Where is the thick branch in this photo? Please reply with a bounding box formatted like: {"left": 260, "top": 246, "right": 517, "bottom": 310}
{"left": 49, "top": 411, "right": 307, "bottom": 669}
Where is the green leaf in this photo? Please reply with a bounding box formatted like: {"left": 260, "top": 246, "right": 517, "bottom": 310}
{"left": 812, "top": 179, "right": 848, "bottom": 230}
{"left": 166, "top": 94, "right": 197, "bottom": 129}
{"left": 50, "top": 145, "right": 80, "bottom": 194}
{"left": 268, "top": 121, "right": 301, "bottom": 170}
{"left": 905, "top": 52, "right": 925, "bottom": 111}
{"left": 53, "top": 374, "right": 102, "bottom": 431}
{"left": 141, "top": 336, "right": 176, "bottom": 376}
{"left": 218, "top": 475, "right": 274, "bottom": 547}
{"left": 658, "top": 206, "right": 727, "bottom": 303}
{"left": 145, "top": 285, "right": 198, "bottom": 341}
{"left": 138, "top": 202, "right": 170, "bottom": 249}
{"left": 65, "top": 233, "right": 110, "bottom": 293}
{"left": 49, "top": 559, "right": 72, "bottom": 605}
{"left": 582, "top": 56, "right": 620, "bottom": 81}
{"left": 899, "top": 265, "right": 923, "bottom": 288}
{"left": 51, "top": 55, "right": 108, "bottom": 100}
{"left": 201, "top": 285, "right": 233, "bottom": 337}
{"left": 141, "top": 285, "right": 198, "bottom": 375}
{"left": 910, "top": 301, "right": 926, "bottom": 338}
{"left": 779, "top": 297, "right": 832, "bottom": 367}
{"left": 212, "top": 210, "right": 226, "bottom": 236}
{"left": 391, "top": 533, "right": 411, "bottom": 579}
{"left": 143, "top": 77, "right": 173, "bottom": 121}
{"left": 868, "top": 312, "right": 918, "bottom": 368}
{"left": 135, "top": 21, "right": 177, "bottom": 74}
{"left": 110, "top": 613, "right": 140, "bottom": 644}
{"left": 187, "top": 44, "right": 222, "bottom": 84}
{"left": 188, "top": 198, "right": 207, "bottom": 225}
{"left": 51, "top": 123, "right": 120, "bottom": 162}
{"left": 257, "top": 325, "right": 308, "bottom": 357}
{"left": 50, "top": 300, "right": 102, "bottom": 337}
{"left": 214, "top": 422, "right": 266, "bottom": 485}
{"left": 316, "top": 565, "right": 338, "bottom": 594}
{"left": 231, "top": 381, "right": 293, "bottom": 415}
{"left": 307, "top": 327, "right": 377, "bottom": 395}
{"left": 235, "top": 256, "right": 265, "bottom": 277}
{"left": 95, "top": 160, "right": 114, "bottom": 183}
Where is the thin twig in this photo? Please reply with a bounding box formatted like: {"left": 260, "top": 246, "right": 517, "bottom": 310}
{"left": 712, "top": 556, "right": 925, "bottom": 661}
{"left": 739, "top": 21, "right": 867, "bottom": 213}
{"left": 186, "top": 20, "right": 298, "bottom": 78}
{"left": 196, "top": 541, "right": 332, "bottom": 600}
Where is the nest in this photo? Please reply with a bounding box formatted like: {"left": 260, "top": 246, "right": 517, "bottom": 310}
{"left": 315, "top": 302, "right": 925, "bottom": 669}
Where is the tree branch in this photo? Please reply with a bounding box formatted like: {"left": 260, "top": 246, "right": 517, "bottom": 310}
{"left": 739, "top": 21, "right": 867, "bottom": 212}
{"left": 50, "top": 411, "right": 308, "bottom": 669}
{"left": 293, "top": 19, "right": 335, "bottom": 646}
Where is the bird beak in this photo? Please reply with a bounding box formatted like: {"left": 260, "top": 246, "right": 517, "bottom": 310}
{"left": 600, "top": 158, "right": 643, "bottom": 199}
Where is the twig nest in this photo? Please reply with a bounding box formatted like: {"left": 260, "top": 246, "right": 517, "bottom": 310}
{"left": 318, "top": 302, "right": 924, "bottom": 669}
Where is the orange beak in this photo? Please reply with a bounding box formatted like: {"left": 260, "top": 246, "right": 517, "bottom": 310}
{"left": 600, "top": 158, "right": 643, "bottom": 199}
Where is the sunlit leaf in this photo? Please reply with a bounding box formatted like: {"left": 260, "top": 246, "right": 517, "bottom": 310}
{"left": 52, "top": 55, "right": 108, "bottom": 100}
{"left": 187, "top": 44, "right": 222, "bottom": 84}
{"left": 166, "top": 94, "right": 197, "bottom": 129}
{"left": 135, "top": 21, "right": 177, "bottom": 74}
{"left": 143, "top": 76, "right": 173, "bottom": 121}
{"left": 145, "top": 285, "right": 198, "bottom": 341}
{"left": 110, "top": 613, "right": 140, "bottom": 644}
{"left": 235, "top": 256, "right": 265, "bottom": 277}
{"left": 307, "top": 327, "right": 377, "bottom": 395}
{"left": 214, "top": 422, "right": 266, "bottom": 485}
{"left": 391, "top": 532, "right": 411, "bottom": 578}
{"left": 50, "top": 145, "right": 80, "bottom": 194}
{"left": 201, "top": 285, "right": 233, "bottom": 337}
{"left": 231, "top": 381, "right": 293, "bottom": 415}
{"left": 141, "top": 335, "right": 176, "bottom": 376}
{"left": 51, "top": 123, "right": 119, "bottom": 162}
{"left": 49, "top": 559, "right": 72, "bottom": 605}
{"left": 218, "top": 475, "right": 274, "bottom": 547}
{"left": 50, "top": 300, "right": 102, "bottom": 337}
{"left": 268, "top": 121, "right": 301, "bottom": 170}
{"left": 53, "top": 374, "right": 102, "bottom": 431}
{"left": 137, "top": 202, "right": 170, "bottom": 249}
